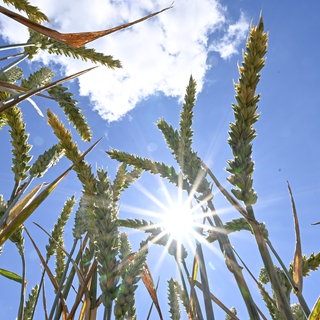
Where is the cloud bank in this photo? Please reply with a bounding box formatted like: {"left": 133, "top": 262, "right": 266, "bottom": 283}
{"left": 0, "top": 0, "right": 248, "bottom": 121}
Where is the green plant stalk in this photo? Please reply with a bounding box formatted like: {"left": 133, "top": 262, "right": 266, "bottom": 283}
{"left": 192, "top": 279, "right": 240, "bottom": 320}
{"left": 50, "top": 238, "right": 80, "bottom": 320}
{"left": 186, "top": 256, "right": 204, "bottom": 320}
{"left": 195, "top": 241, "right": 215, "bottom": 319}
{"left": 248, "top": 211, "right": 294, "bottom": 320}
{"left": 31, "top": 230, "right": 79, "bottom": 320}
{"left": 266, "top": 238, "right": 310, "bottom": 317}
{"left": 231, "top": 248, "right": 269, "bottom": 320}
{"left": 204, "top": 163, "right": 293, "bottom": 318}
{"left": 30, "top": 257, "right": 51, "bottom": 320}
{"left": 179, "top": 259, "right": 193, "bottom": 311}
{"left": 207, "top": 200, "right": 260, "bottom": 319}
{"left": 1, "top": 177, "right": 33, "bottom": 227}
{"left": 17, "top": 244, "right": 26, "bottom": 320}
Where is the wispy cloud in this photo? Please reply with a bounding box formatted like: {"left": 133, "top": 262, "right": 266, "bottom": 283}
{"left": 0, "top": 0, "right": 248, "bottom": 121}
{"left": 209, "top": 11, "right": 248, "bottom": 59}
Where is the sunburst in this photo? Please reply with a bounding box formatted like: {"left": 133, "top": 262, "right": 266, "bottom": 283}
{"left": 122, "top": 177, "right": 219, "bottom": 262}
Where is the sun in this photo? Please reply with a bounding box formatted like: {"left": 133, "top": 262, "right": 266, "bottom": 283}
{"left": 161, "top": 203, "right": 196, "bottom": 243}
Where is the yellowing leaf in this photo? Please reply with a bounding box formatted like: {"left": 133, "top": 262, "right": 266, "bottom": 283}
{"left": 141, "top": 263, "right": 163, "bottom": 320}
{"left": 288, "top": 182, "right": 303, "bottom": 293}
{"left": 5, "top": 183, "right": 45, "bottom": 226}
{"left": 309, "top": 297, "right": 320, "bottom": 320}
{"left": 0, "top": 139, "right": 101, "bottom": 246}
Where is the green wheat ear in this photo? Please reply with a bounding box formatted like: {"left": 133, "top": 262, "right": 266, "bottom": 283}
{"left": 46, "top": 196, "right": 75, "bottom": 259}
{"left": 23, "top": 285, "right": 39, "bottom": 320}
{"left": 48, "top": 85, "right": 92, "bottom": 142}
{"left": 107, "top": 149, "right": 189, "bottom": 189}
{"left": 227, "top": 16, "right": 268, "bottom": 208}
{"left": 5, "top": 106, "right": 32, "bottom": 183}
{"left": 29, "top": 144, "right": 64, "bottom": 178}
{"left": 168, "top": 278, "right": 181, "bottom": 320}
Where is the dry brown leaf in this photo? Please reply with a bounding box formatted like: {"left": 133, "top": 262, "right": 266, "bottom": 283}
{"left": 141, "top": 263, "right": 163, "bottom": 320}
{"left": 0, "top": 4, "right": 173, "bottom": 48}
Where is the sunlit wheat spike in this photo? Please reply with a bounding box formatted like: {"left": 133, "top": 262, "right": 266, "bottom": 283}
{"left": 115, "top": 240, "right": 148, "bottom": 318}
{"left": 9, "top": 224, "right": 24, "bottom": 246}
{"left": 46, "top": 109, "right": 96, "bottom": 193}
{"left": 157, "top": 115, "right": 210, "bottom": 194}
{"left": 174, "top": 281, "right": 191, "bottom": 317}
{"left": 73, "top": 195, "right": 90, "bottom": 239}
{"left": 157, "top": 118, "right": 180, "bottom": 161}
{"left": 112, "top": 163, "right": 127, "bottom": 203}
{"left": 259, "top": 266, "right": 291, "bottom": 301}
{"left": 179, "top": 75, "right": 196, "bottom": 153}
{"left": 21, "top": 66, "right": 54, "bottom": 89}
{"left": 226, "top": 16, "right": 268, "bottom": 207}
{"left": 0, "top": 4, "right": 172, "bottom": 47}
{"left": 0, "top": 195, "right": 7, "bottom": 217}
{"left": 112, "top": 164, "right": 142, "bottom": 204}
{"left": 291, "top": 303, "right": 305, "bottom": 319}
{"left": 225, "top": 307, "right": 238, "bottom": 320}
{"left": 119, "top": 232, "right": 132, "bottom": 261}
{"left": 168, "top": 278, "right": 181, "bottom": 320}
{"left": 48, "top": 85, "right": 92, "bottom": 142}
{"left": 5, "top": 105, "right": 32, "bottom": 183}
{"left": 29, "top": 144, "right": 64, "bottom": 178}
{"left": 46, "top": 196, "right": 75, "bottom": 259}
{"left": 107, "top": 149, "right": 189, "bottom": 190}
{"left": 0, "top": 65, "right": 23, "bottom": 83}
{"left": 93, "top": 169, "right": 120, "bottom": 311}
{"left": 47, "top": 109, "right": 81, "bottom": 162}
{"left": 54, "top": 239, "right": 66, "bottom": 286}
{"left": 23, "top": 285, "right": 39, "bottom": 320}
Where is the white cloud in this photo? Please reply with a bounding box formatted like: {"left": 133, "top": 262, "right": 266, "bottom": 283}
{"left": 209, "top": 11, "right": 249, "bottom": 59}
{"left": 0, "top": 0, "right": 248, "bottom": 121}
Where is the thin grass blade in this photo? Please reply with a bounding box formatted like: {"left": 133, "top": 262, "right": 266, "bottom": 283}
{"left": 24, "top": 227, "right": 69, "bottom": 319}
{"left": 192, "top": 279, "right": 240, "bottom": 320}
{"left": 0, "top": 81, "right": 55, "bottom": 100}
{"left": 0, "top": 67, "right": 96, "bottom": 114}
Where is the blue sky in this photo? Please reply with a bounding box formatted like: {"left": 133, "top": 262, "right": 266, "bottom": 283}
{"left": 1, "top": 0, "right": 320, "bottom": 319}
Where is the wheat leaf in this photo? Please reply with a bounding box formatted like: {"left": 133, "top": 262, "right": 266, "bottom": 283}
{"left": 0, "top": 5, "right": 172, "bottom": 48}
{"left": 288, "top": 182, "right": 303, "bottom": 293}
{"left": 142, "top": 263, "right": 163, "bottom": 320}
{"left": 0, "top": 267, "right": 23, "bottom": 283}
{"left": 0, "top": 67, "right": 96, "bottom": 114}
